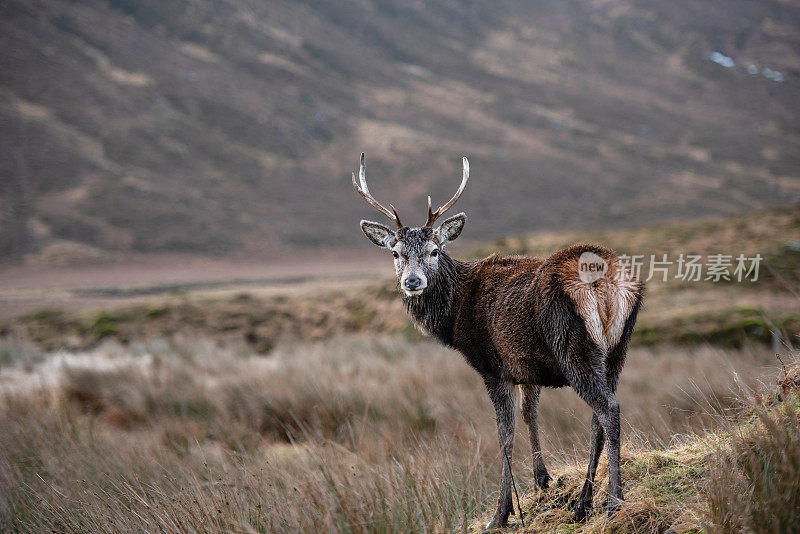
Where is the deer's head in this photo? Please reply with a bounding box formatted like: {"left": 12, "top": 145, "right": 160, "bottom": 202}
{"left": 353, "top": 153, "right": 468, "bottom": 296}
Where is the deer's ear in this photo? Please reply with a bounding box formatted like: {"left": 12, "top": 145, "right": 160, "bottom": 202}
{"left": 360, "top": 220, "right": 398, "bottom": 248}
{"left": 435, "top": 212, "right": 466, "bottom": 246}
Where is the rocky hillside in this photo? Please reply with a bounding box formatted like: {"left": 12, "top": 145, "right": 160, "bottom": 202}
{"left": 2, "top": 0, "right": 799, "bottom": 260}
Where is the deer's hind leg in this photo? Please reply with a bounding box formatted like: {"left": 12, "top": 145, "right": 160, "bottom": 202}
{"left": 570, "top": 368, "right": 622, "bottom": 519}
{"left": 574, "top": 413, "right": 605, "bottom": 521}
{"left": 520, "top": 384, "right": 552, "bottom": 490}
{"left": 549, "top": 327, "right": 624, "bottom": 520}
{"left": 573, "top": 319, "right": 636, "bottom": 521}
{"left": 564, "top": 352, "right": 623, "bottom": 520}
{"left": 484, "top": 374, "right": 518, "bottom": 530}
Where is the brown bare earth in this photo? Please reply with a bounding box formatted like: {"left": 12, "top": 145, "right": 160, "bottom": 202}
{"left": 0, "top": 248, "right": 389, "bottom": 320}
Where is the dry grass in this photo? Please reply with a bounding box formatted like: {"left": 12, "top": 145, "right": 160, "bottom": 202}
{"left": 0, "top": 335, "right": 492, "bottom": 533}
{"left": 704, "top": 368, "right": 800, "bottom": 534}
{"left": 489, "top": 362, "right": 800, "bottom": 534}
{"left": 0, "top": 333, "right": 789, "bottom": 532}
{"left": 488, "top": 437, "right": 715, "bottom": 533}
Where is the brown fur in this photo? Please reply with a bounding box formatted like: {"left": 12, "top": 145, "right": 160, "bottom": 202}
{"left": 398, "top": 241, "right": 644, "bottom": 528}
{"left": 358, "top": 179, "right": 644, "bottom": 529}
{"left": 426, "top": 244, "right": 643, "bottom": 388}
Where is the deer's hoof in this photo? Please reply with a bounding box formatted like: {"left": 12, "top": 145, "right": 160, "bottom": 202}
{"left": 572, "top": 500, "right": 592, "bottom": 522}
{"left": 605, "top": 497, "right": 623, "bottom": 517}
{"left": 483, "top": 510, "right": 510, "bottom": 532}
{"left": 536, "top": 472, "right": 553, "bottom": 490}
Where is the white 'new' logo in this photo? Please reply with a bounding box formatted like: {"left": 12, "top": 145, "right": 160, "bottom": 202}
{"left": 578, "top": 252, "right": 607, "bottom": 283}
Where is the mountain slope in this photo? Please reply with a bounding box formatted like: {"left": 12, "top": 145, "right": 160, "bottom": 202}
{"left": 2, "top": 0, "right": 799, "bottom": 260}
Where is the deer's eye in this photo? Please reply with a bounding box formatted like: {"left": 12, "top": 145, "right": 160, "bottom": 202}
{"left": 430, "top": 249, "right": 439, "bottom": 257}
{"left": 392, "top": 251, "right": 399, "bottom": 259}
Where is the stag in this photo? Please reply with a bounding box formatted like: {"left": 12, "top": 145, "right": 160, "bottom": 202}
{"left": 352, "top": 154, "right": 643, "bottom": 529}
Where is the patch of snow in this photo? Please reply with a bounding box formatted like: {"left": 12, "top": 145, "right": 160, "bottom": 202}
{"left": 762, "top": 67, "right": 784, "bottom": 83}
{"left": 706, "top": 53, "right": 786, "bottom": 83}
{"left": 0, "top": 347, "right": 153, "bottom": 395}
{"left": 709, "top": 51, "right": 735, "bottom": 68}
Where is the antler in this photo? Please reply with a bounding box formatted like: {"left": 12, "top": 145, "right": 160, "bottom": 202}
{"left": 352, "top": 152, "right": 403, "bottom": 228}
{"left": 424, "top": 156, "right": 469, "bottom": 228}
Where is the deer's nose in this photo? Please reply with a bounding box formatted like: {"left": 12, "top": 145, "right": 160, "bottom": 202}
{"left": 405, "top": 276, "right": 421, "bottom": 290}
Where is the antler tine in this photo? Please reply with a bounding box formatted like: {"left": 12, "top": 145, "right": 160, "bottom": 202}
{"left": 425, "top": 156, "right": 469, "bottom": 227}
{"left": 352, "top": 152, "right": 403, "bottom": 228}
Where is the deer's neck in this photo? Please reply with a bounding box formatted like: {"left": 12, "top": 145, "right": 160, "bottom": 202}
{"left": 402, "top": 252, "right": 467, "bottom": 347}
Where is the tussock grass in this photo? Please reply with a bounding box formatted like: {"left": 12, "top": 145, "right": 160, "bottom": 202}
{"left": 479, "top": 361, "right": 800, "bottom": 534}
{"left": 705, "top": 371, "right": 800, "bottom": 533}
{"left": 485, "top": 437, "right": 716, "bottom": 533}
{"left": 0, "top": 334, "right": 792, "bottom": 532}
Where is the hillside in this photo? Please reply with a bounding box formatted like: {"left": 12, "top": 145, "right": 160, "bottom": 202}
{"left": 2, "top": 0, "right": 800, "bottom": 260}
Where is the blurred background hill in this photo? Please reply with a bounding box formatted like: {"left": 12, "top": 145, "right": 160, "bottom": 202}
{"left": 2, "top": 0, "right": 799, "bottom": 262}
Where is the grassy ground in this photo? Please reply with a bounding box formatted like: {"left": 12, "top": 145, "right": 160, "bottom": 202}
{"left": 1, "top": 204, "right": 798, "bottom": 532}
{"left": 0, "top": 333, "right": 795, "bottom": 533}
{"left": 4, "top": 281, "right": 799, "bottom": 354}
{"left": 3, "top": 203, "right": 798, "bottom": 353}
{"left": 485, "top": 364, "right": 800, "bottom": 534}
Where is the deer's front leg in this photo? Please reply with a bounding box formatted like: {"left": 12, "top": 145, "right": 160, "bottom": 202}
{"left": 521, "top": 384, "right": 552, "bottom": 490}
{"left": 484, "top": 375, "right": 517, "bottom": 531}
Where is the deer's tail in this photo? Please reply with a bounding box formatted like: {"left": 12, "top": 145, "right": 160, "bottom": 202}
{"left": 554, "top": 245, "right": 643, "bottom": 353}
